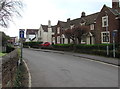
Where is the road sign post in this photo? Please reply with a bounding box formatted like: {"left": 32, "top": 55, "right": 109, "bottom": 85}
{"left": 19, "top": 29, "right": 25, "bottom": 65}
{"left": 112, "top": 30, "right": 118, "bottom": 58}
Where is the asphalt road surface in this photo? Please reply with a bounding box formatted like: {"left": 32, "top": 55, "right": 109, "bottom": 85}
{"left": 23, "top": 48, "right": 118, "bottom": 87}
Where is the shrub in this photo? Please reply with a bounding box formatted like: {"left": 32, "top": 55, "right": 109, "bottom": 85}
{"left": 6, "top": 45, "right": 15, "bottom": 53}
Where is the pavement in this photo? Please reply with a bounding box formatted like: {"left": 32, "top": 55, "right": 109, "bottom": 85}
{"left": 30, "top": 48, "right": 119, "bottom": 66}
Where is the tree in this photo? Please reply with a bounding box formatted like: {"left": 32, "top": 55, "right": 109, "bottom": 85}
{"left": 0, "top": 31, "right": 10, "bottom": 46}
{"left": 64, "top": 26, "right": 88, "bottom": 44}
{"left": 0, "top": 0, "right": 23, "bottom": 28}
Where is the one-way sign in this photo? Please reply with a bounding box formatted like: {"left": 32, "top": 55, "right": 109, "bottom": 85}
{"left": 19, "top": 29, "right": 25, "bottom": 38}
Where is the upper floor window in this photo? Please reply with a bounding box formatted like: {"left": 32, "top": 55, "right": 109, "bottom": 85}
{"left": 80, "top": 22, "right": 85, "bottom": 26}
{"left": 102, "top": 16, "right": 108, "bottom": 27}
{"left": 57, "top": 27, "right": 60, "bottom": 34}
{"left": 90, "top": 24, "right": 94, "bottom": 30}
{"left": 70, "top": 25, "right": 74, "bottom": 29}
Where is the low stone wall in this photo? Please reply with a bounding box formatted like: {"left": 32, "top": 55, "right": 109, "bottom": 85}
{"left": 2, "top": 49, "right": 19, "bottom": 87}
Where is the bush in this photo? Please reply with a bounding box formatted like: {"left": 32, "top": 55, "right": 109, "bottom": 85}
{"left": 6, "top": 45, "right": 15, "bottom": 53}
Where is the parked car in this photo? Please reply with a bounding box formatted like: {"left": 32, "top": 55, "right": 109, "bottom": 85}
{"left": 40, "top": 42, "right": 51, "bottom": 47}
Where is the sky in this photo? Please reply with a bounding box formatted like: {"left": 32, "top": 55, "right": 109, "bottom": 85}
{"left": 0, "top": 0, "right": 111, "bottom": 37}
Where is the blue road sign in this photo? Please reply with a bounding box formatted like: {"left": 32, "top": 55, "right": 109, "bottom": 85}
{"left": 19, "top": 29, "right": 25, "bottom": 38}
{"left": 112, "top": 32, "right": 116, "bottom": 37}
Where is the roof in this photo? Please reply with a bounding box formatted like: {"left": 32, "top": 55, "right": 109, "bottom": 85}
{"left": 26, "top": 29, "right": 38, "bottom": 35}
{"left": 41, "top": 25, "right": 56, "bottom": 32}
{"left": 101, "top": 5, "right": 120, "bottom": 16}
{"left": 82, "top": 12, "right": 99, "bottom": 25}
{"left": 62, "top": 12, "right": 99, "bottom": 29}
{"left": 108, "top": 7, "right": 120, "bottom": 15}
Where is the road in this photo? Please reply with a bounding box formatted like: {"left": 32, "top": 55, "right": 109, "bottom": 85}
{"left": 23, "top": 48, "right": 118, "bottom": 87}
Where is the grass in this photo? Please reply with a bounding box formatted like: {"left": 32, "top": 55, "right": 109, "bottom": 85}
{"left": 13, "top": 62, "right": 29, "bottom": 87}
{"left": 0, "top": 52, "right": 6, "bottom": 56}
{"left": 13, "top": 48, "right": 29, "bottom": 87}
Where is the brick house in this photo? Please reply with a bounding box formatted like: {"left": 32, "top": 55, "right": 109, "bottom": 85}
{"left": 95, "top": 0, "right": 120, "bottom": 44}
{"left": 54, "top": 13, "right": 99, "bottom": 44}
{"left": 53, "top": 20, "right": 67, "bottom": 44}
{"left": 53, "top": 0, "right": 120, "bottom": 45}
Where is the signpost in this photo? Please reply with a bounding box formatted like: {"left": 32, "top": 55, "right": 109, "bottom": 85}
{"left": 112, "top": 30, "right": 118, "bottom": 58}
{"left": 19, "top": 29, "right": 25, "bottom": 64}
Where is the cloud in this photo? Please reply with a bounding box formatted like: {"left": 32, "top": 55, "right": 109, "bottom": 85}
{"left": 0, "top": 0, "right": 111, "bottom": 37}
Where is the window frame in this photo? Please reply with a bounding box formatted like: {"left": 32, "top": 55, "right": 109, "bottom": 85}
{"left": 101, "top": 31, "right": 110, "bottom": 43}
{"left": 102, "top": 16, "right": 108, "bottom": 27}
{"left": 90, "top": 24, "right": 95, "bottom": 30}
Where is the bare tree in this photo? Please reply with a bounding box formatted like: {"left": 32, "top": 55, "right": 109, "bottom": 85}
{"left": 64, "top": 26, "right": 88, "bottom": 44}
{"left": 0, "top": 0, "right": 23, "bottom": 28}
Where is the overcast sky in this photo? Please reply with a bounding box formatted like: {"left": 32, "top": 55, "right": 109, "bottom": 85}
{"left": 0, "top": 0, "right": 111, "bottom": 37}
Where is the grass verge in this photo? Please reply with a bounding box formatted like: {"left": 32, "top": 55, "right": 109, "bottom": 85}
{"left": 0, "top": 52, "right": 6, "bottom": 56}
{"left": 13, "top": 62, "right": 29, "bottom": 87}
{"left": 13, "top": 48, "right": 29, "bottom": 87}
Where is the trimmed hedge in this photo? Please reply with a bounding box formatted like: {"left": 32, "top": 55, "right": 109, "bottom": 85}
{"left": 52, "top": 44, "right": 120, "bottom": 58}
{"left": 23, "top": 41, "right": 43, "bottom": 48}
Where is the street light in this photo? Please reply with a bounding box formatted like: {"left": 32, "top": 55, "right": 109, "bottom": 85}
{"left": 112, "top": 30, "right": 118, "bottom": 58}
{"left": 105, "top": 11, "right": 109, "bottom": 56}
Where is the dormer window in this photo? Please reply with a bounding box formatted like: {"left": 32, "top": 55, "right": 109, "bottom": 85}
{"left": 102, "top": 16, "right": 108, "bottom": 27}
{"left": 70, "top": 25, "right": 74, "bottom": 29}
{"left": 80, "top": 22, "right": 85, "bottom": 26}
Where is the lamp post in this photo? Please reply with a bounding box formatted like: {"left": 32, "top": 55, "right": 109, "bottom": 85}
{"left": 112, "top": 30, "right": 118, "bottom": 58}
{"left": 105, "top": 11, "right": 109, "bottom": 56}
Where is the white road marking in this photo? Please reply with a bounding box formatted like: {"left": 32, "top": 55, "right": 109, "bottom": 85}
{"left": 23, "top": 60, "right": 32, "bottom": 87}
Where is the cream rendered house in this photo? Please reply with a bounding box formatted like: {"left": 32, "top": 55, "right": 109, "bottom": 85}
{"left": 38, "top": 20, "right": 56, "bottom": 44}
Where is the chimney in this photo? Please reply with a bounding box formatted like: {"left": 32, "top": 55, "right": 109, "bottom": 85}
{"left": 81, "top": 12, "right": 86, "bottom": 17}
{"left": 112, "top": 0, "right": 119, "bottom": 9}
{"left": 48, "top": 20, "right": 51, "bottom": 28}
{"left": 67, "top": 18, "right": 70, "bottom": 22}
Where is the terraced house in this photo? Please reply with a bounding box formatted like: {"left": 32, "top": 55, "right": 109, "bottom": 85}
{"left": 53, "top": 0, "right": 120, "bottom": 45}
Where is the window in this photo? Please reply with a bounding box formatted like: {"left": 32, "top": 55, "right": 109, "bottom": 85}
{"left": 80, "top": 22, "right": 85, "bottom": 26}
{"left": 90, "top": 24, "right": 94, "bottom": 30}
{"left": 70, "top": 25, "right": 74, "bottom": 29}
{"left": 57, "top": 36, "right": 60, "bottom": 43}
{"left": 101, "top": 31, "right": 110, "bottom": 43}
{"left": 102, "top": 16, "right": 108, "bottom": 27}
{"left": 57, "top": 27, "right": 60, "bottom": 34}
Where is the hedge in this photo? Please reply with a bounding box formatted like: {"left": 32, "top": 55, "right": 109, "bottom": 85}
{"left": 6, "top": 45, "right": 15, "bottom": 53}
{"left": 52, "top": 44, "right": 120, "bottom": 58}
{"left": 23, "top": 41, "right": 43, "bottom": 48}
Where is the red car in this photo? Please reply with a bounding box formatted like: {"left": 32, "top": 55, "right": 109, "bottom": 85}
{"left": 40, "top": 42, "right": 50, "bottom": 47}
